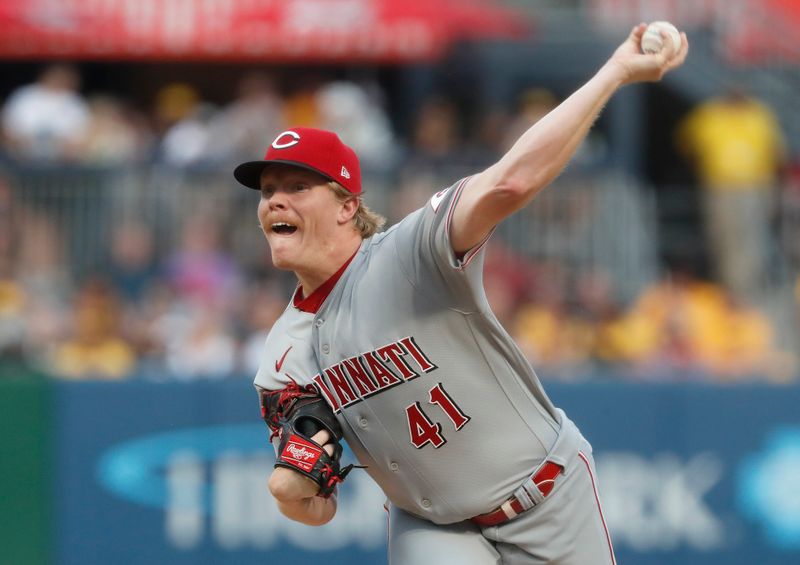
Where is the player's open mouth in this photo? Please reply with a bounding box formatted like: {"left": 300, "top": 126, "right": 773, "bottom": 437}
{"left": 271, "top": 222, "right": 298, "bottom": 235}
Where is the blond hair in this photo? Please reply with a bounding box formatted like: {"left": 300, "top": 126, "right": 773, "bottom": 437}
{"left": 329, "top": 182, "right": 386, "bottom": 238}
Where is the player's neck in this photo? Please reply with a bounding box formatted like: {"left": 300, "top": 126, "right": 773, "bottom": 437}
{"left": 295, "top": 234, "right": 362, "bottom": 298}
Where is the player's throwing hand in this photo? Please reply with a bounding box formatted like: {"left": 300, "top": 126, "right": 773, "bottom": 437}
{"left": 609, "top": 22, "right": 689, "bottom": 84}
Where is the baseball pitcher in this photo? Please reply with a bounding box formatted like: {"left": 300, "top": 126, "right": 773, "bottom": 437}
{"left": 234, "top": 25, "right": 688, "bottom": 564}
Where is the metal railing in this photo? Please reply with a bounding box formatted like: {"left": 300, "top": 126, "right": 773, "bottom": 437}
{"left": 2, "top": 162, "right": 659, "bottom": 303}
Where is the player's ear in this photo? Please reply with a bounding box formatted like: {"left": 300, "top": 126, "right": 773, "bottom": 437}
{"left": 337, "top": 196, "right": 359, "bottom": 225}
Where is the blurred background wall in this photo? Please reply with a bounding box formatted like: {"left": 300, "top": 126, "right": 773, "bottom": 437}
{"left": 1, "top": 0, "right": 799, "bottom": 564}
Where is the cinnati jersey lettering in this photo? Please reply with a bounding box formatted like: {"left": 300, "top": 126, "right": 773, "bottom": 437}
{"left": 312, "top": 337, "right": 438, "bottom": 412}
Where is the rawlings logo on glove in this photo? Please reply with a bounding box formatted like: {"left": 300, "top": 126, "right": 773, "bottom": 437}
{"left": 282, "top": 437, "right": 323, "bottom": 472}
{"left": 259, "top": 381, "right": 360, "bottom": 498}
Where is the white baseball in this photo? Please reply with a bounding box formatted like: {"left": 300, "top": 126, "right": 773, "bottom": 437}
{"left": 640, "top": 21, "right": 682, "bottom": 54}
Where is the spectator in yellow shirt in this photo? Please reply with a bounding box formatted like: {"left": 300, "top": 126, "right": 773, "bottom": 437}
{"left": 51, "top": 278, "right": 135, "bottom": 380}
{"left": 676, "top": 87, "right": 786, "bottom": 299}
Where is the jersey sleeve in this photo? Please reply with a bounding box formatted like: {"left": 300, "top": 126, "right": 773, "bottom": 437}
{"left": 391, "top": 177, "right": 494, "bottom": 311}
{"left": 254, "top": 364, "right": 289, "bottom": 392}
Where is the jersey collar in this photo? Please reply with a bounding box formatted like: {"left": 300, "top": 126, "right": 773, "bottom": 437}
{"left": 292, "top": 249, "right": 358, "bottom": 314}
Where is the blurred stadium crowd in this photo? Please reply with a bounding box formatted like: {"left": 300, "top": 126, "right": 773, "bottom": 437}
{"left": 0, "top": 63, "right": 798, "bottom": 384}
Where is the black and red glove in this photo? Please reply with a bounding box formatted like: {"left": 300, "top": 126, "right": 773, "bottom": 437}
{"left": 259, "top": 382, "right": 357, "bottom": 498}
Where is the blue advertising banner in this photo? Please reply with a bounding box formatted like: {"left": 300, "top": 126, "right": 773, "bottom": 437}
{"left": 52, "top": 380, "right": 800, "bottom": 565}
{"left": 550, "top": 382, "right": 800, "bottom": 565}
{"left": 52, "top": 380, "right": 386, "bottom": 565}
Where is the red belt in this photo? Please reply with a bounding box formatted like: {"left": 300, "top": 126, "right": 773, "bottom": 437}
{"left": 470, "top": 461, "right": 563, "bottom": 527}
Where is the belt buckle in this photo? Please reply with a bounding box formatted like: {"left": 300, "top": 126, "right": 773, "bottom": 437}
{"left": 533, "top": 460, "right": 562, "bottom": 498}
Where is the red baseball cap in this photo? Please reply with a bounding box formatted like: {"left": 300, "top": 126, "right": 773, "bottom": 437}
{"left": 234, "top": 127, "right": 362, "bottom": 194}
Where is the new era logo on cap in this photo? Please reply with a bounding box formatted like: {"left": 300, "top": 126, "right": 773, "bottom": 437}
{"left": 233, "top": 127, "right": 362, "bottom": 195}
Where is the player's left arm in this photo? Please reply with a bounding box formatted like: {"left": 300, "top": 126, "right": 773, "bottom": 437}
{"left": 258, "top": 384, "right": 354, "bottom": 526}
{"left": 450, "top": 23, "right": 689, "bottom": 253}
{"left": 268, "top": 430, "right": 339, "bottom": 526}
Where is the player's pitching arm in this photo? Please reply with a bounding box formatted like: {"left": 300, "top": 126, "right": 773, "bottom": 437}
{"left": 450, "top": 23, "right": 688, "bottom": 253}
{"left": 268, "top": 430, "right": 339, "bottom": 526}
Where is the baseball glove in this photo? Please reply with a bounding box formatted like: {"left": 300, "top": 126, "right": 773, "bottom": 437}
{"left": 259, "top": 381, "right": 357, "bottom": 498}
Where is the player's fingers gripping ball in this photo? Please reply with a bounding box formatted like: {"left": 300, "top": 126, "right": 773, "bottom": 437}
{"left": 260, "top": 382, "right": 357, "bottom": 497}
{"left": 640, "top": 21, "right": 682, "bottom": 54}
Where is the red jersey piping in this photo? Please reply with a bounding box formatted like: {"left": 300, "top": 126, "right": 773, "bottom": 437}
{"left": 292, "top": 249, "right": 359, "bottom": 313}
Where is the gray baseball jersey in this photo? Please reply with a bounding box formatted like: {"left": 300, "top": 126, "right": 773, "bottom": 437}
{"left": 255, "top": 178, "right": 615, "bottom": 563}
{"left": 257, "top": 177, "right": 570, "bottom": 517}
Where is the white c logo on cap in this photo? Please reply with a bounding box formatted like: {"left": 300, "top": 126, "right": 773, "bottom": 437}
{"left": 271, "top": 130, "right": 301, "bottom": 149}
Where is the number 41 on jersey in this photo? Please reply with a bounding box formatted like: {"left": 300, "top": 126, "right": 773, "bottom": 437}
{"left": 405, "top": 383, "right": 470, "bottom": 449}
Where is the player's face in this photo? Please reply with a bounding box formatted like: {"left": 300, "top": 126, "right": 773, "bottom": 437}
{"left": 257, "top": 165, "right": 344, "bottom": 271}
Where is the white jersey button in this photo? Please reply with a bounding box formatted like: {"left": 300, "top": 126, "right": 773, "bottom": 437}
{"left": 358, "top": 417, "right": 368, "bottom": 428}
{"left": 315, "top": 318, "right": 325, "bottom": 327}
{"left": 389, "top": 462, "right": 399, "bottom": 472}
{"left": 321, "top": 344, "right": 330, "bottom": 354}
{"left": 421, "top": 499, "right": 431, "bottom": 508}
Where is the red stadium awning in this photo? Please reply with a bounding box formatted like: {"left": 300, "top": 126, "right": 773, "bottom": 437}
{"left": 0, "top": 0, "right": 532, "bottom": 63}
{"left": 587, "top": 0, "right": 800, "bottom": 64}
{"left": 722, "top": 0, "right": 800, "bottom": 64}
